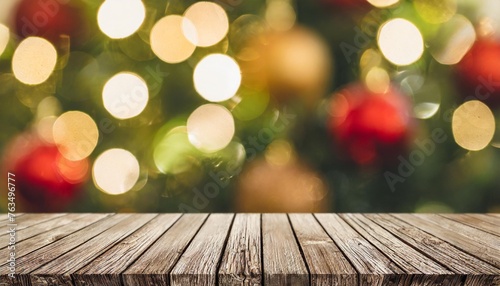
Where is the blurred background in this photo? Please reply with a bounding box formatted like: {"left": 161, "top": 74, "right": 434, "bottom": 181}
{"left": 0, "top": 0, "right": 499, "bottom": 213}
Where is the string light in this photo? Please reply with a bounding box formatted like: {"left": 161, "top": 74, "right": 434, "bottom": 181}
{"left": 378, "top": 19, "right": 424, "bottom": 66}
{"left": 93, "top": 148, "right": 140, "bottom": 195}
{"left": 452, "top": 100, "right": 495, "bottom": 151}
{"left": 12, "top": 37, "right": 57, "bottom": 85}
{"left": 187, "top": 104, "right": 235, "bottom": 153}
{"left": 183, "top": 1, "right": 229, "bottom": 47}
{"left": 150, "top": 15, "right": 196, "bottom": 64}
{"left": 102, "top": 72, "right": 149, "bottom": 119}
{"left": 193, "top": 54, "right": 241, "bottom": 102}
{"left": 97, "top": 0, "right": 145, "bottom": 39}
{"left": 53, "top": 111, "right": 99, "bottom": 161}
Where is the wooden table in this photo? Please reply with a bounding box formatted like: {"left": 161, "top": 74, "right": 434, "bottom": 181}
{"left": 1, "top": 213, "right": 499, "bottom": 285}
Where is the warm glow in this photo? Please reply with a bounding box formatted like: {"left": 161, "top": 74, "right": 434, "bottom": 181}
{"left": 183, "top": 1, "right": 229, "bottom": 47}
{"left": 187, "top": 104, "right": 235, "bottom": 153}
{"left": 452, "top": 100, "right": 495, "bottom": 151}
{"left": 102, "top": 72, "right": 149, "bottom": 119}
{"left": 429, "top": 15, "right": 476, "bottom": 65}
{"left": 0, "top": 23, "right": 8, "bottom": 56}
{"left": 265, "top": 140, "right": 294, "bottom": 166}
{"left": 365, "top": 67, "right": 390, "bottom": 93}
{"left": 36, "top": 116, "right": 57, "bottom": 144}
{"left": 193, "top": 54, "right": 241, "bottom": 102}
{"left": 93, "top": 148, "right": 140, "bottom": 195}
{"left": 12, "top": 37, "right": 57, "bottom": 85}
{"left": 368, "top": 0, "right": 399, "bottom": 8}
{"left": 378, "top": 19, "right": 424, "bottom": 66}
{"left": 265, "top": 0, "right": 296, "bottom": 32}
{"left": 53, "top": 111, "right": 99, "bottom": 161}
{"left": 151, "top": 15, "right": 196, "bottom": 64}
{"left": 97, "top": 0, "right": 145, "bottom": 39}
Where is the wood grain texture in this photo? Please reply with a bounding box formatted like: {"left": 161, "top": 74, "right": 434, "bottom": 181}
{"left": 441, "top": 214, "right": 500, "bottom": 236}
{"left": 30, "top": 214, "right": 157, "bottom": 285}
{"left": 1, "top": 213, "right": 66, "bottom": 235}
{"left": 0, "top": 214, "right": 125, "bottom": 286}
{"left": 262, "top": 213, "right": 309, "bottom": 285}
{"left": 218, "top": 213, "right": 261, "bottom": 286}
{"left": 366, "top": 214, "right": 500, "bottom": 286}
{"left": 170, "top": 214, "right": 234, "bottom": 286}
{"left": 289, "top": 213, "right": 357, "bottom": 286}
{"left": 0, "top": 213, "right": 498, "bottom": 285}
{"left": 0, "top": 213, "right": 88, "bottom": 248}
{"left": 394, "top": 214, "right": 500, "bottom": 268}
{"left": 315, "top": 214, "right": 405, "bottom": 285}
{"left": 341, "top": 214, "right": 459, "bottom": 285}
{"left": 73, "top": 214, "right": 182, "bottom": 286}
{"left": 123, "top": 213, "right": 209, "bottom": 286}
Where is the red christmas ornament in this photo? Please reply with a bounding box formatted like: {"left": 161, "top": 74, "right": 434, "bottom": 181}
{"left": 328, "top": 83, "right": 414, "bottom": 166}
{"left": 457, "top": 39, "right": 500, "bottom": 107}
{"left": 14, "top": 0, "right": 88, "bottom": 46}
{"left": 3, "top": 134, "right": 87, "bottom": 211}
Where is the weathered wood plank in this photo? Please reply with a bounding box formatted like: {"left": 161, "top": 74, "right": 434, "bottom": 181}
{"left": 466, "top": 214, "right": 500, "bottom": 228}
{"left": 366, "top": 214, "right": 500, "bottom": 286}
{"left": 0, "top": 214, "right": 127, "bottom": 286}
{"left": 0, "top": 213, "right": 110, "bottom": 261}
{"left": 341, "top": 214, "right": 459, "bottom": 285}
{"left": 73, "top": 214, "right": 181, "bottom": 286}
{"left": 394, "top": 214, "right": 500, "bottom": 268}
{"left": 30, "top": 214, "right": 158, "bottom": 285}
{"left": 262, "top": 213, "right": 309, "bottom": 285}
{"left": 1, "top": 213, "right": 66, "bottom": 235}
{"left": 123, "top": 213, "right": 209, "bottom": 285}
{"left": 440, "top": 214, "right": 500, "bottom": 237}
{"left": 218, "top": 213, "right": 261, "bottom": 286}
{"left": 170, "top": 214, "right": 234, "bottom": 286}
{"left": 0, "top": 213, "right": 88, "bottom": 248}
{"left": 315, "top": 214, "right": 405, "bottom": 285}
{"left": 289, "top": 213, "right": 357, "bottom": 286}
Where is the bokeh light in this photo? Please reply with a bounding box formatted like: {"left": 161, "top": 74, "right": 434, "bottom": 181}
{"left": 400, "top": 75, "right": 441, "bottom": 119}
{"left": 231, "top": 88, "right": 270, "bottom": 121}
{"left": 150, "top": 15, "right": 196, "bottom": 64}
{"left": 183, "top": 1, "right": 229, "bottom": 47}
{"left": 265, "top": 0, "right": 296, "bottom": 32}
{"left": 364, "top": 67, "right": 390, "bottom": 94}
{"left": 154, "top": 126, "right": 199, "bottom": 174}
{"left": 193, "top": 54, "right": 241, "bottom": 102}
{"left": 378, "top": 19, "right": 424, "bottom": 66}
{"left": 93, "top": 148, "right": 140, "bottom": 195}
{"left": 413, "top": 0, "right": 457, "bottom": 24}
{"left": 452, "top": 100, "right": 495, "bottom": 151}
{"left": 12, "top": 37, "right": 57, "bottom": 85}
{"left": 187, "top": 104, "right": 235, "bottom": 153}
{"left": 368, "top": 0, "right": 399, "bottom": 8}
{"left": 0, "top": 23, "right": 8, "bottom": 56}
{"left": 97, "top": 0, "right": 145, "bottom": 39}
{"left": 57, "top": 156, "right": 89, "bottom": 184}
{"left": 53, "top": 111, "right": 99, "bottom": 161}
{"left": 102, "top": 72, "right": 149, "bottom": 119}
{"left": 429, "top": 15, "right": 476, "bottom": 65}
